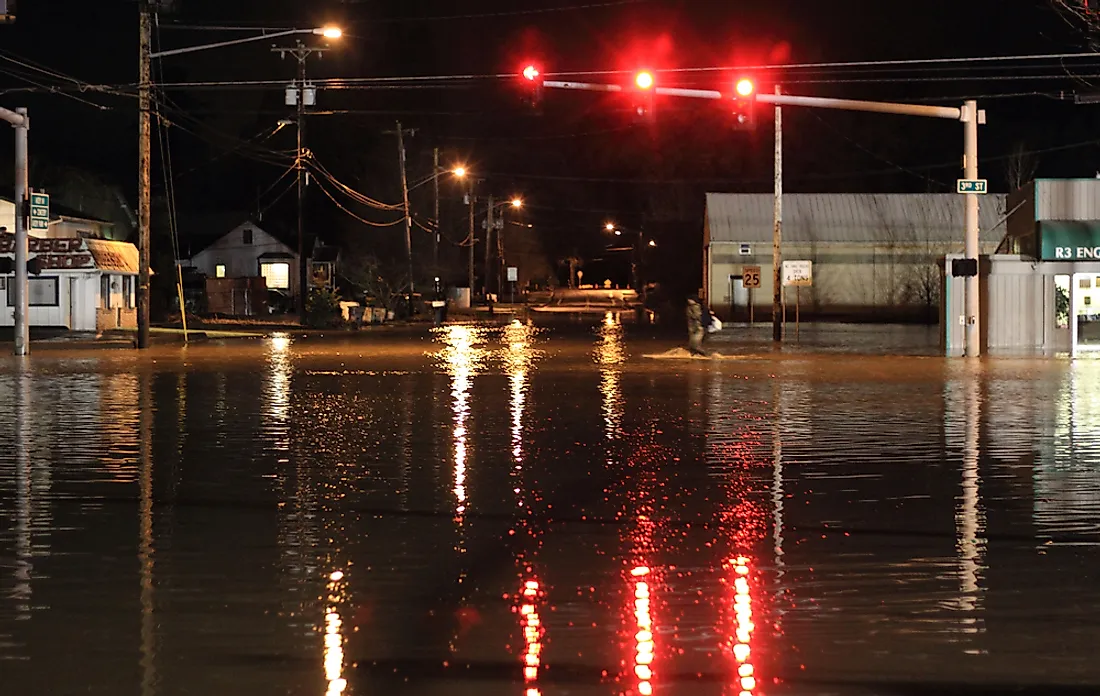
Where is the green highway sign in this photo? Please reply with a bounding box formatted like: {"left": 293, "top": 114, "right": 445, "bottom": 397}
{"left": 956, "top": 179, "right": 988, "bottom": 194}
{"left": 29, "top": 192, "right": 49, "bottom": 230}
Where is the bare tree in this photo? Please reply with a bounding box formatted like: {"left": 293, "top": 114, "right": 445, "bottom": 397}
{"left": 340, "top": 252, "right": 408, "bottom": 313}
{"left": 1005, "top": 141, "right": 1038, "bottom": 193}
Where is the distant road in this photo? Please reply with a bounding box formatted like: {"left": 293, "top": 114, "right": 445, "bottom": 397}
{"left": 528, "top": 288, "right": 639, "bottom": 313}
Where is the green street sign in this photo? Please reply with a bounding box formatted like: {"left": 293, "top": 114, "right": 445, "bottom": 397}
{"left": 29, "top": 192, "right": 48, "bottom": 230}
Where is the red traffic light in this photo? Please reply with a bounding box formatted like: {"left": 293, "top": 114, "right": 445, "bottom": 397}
{"left": 735, "top": 78, "right": 755, "bottom": 97}
{"left": 635, "top": 71, "right": 655, "bottom": 90}
{"left": 522, "top": 65, "right": 540, "bottom": 81}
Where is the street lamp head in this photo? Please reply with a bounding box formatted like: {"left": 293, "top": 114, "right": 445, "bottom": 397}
{"left": 648, "top": 239, "right": 657, "bottom": 247}
{"left": 315, "top": 26, "right": 343, "bottom": 39}
{"left": 605, "top": 222, "right": 616, "bottom": 231}
{"left": 511, "top": 198, "right": 523, "bottom": 208}
{"left": 452, "top": 166, "right": 467, "bottom": 178}
{"left": 615, "top": 230, "right": 622, "bottom": 236}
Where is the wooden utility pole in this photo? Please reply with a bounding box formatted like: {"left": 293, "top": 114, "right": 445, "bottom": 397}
{"left": 272, "top": 40, "right": 329, "bottom": 321}
{"left": 433, "top": 147, "right": 440, "bottom": 294}
{"left": 484, "top": 194, "right": 494, "bottom": 299}
{"left": 388, "top": 121, "right": 416, "bottom": 312}
{"left": 467, "top": 183, "right": 475, "bottom": 296}
{"left": 137, "top": 1, "right": 152, "bottom": 349}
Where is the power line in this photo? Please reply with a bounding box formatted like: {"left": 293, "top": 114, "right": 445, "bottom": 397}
{"left": 160, "top": 0, "right": 650, "bottom": 29}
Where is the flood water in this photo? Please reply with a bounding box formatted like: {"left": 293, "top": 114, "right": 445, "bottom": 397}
{"left": 2, "top": 318, "right": 1100, "bottom": 695}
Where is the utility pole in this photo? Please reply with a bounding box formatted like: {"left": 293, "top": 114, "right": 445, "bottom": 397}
{"left": 137, "top": 0, "right": 152, "bottom": 349}
{"left": 295, "top": 53, "right": 306, "bottom": 321}
{"left": 467, "top": 183, "right": 475, "bottom": 296}
{"left": 433, "top": 147, "right": 440, "bottom": 295}
{"left": 772, "top": 85, "right": 783, "bottom": 343}
{"left": 484, "top": 194, "right": 494, "bottom": 299}
{"left": 273, "top": 40, "right": 329, "bottom": 322}
{"left": 5, "top": 106, "right": 29, "bottom": 355}
{"left": 389, "top": 121, "right": 416, "bottom": 313}
{"left": 963, "top": 100, "right": 981, "bottom": 358}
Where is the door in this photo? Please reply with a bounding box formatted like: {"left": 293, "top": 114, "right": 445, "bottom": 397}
{"left": 69, "top": 277, "right": 77, "bottom": 329}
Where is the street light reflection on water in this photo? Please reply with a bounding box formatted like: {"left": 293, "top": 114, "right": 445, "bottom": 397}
{"left": 9, "top": 325, "right": 1100, "bottom": 693}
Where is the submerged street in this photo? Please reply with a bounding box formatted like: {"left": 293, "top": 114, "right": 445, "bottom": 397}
{"left": 2, "top": 318, "right": 1099, "bottom": 695}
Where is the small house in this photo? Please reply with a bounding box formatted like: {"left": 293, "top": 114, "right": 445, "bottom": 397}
{"left": 185, "top": 220, "right": 301, "bottom": 302}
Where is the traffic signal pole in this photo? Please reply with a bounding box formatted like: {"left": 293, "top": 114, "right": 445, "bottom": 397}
{"left": 539, "top": 78, "right": 984, "bottom": 357}
{"left": 4, "top": 106, "right": 29, "bottom": 356}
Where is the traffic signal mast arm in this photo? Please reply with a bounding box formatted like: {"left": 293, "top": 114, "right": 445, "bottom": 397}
{"left": 541, "top": 79, "right": 963, "bottom": 121}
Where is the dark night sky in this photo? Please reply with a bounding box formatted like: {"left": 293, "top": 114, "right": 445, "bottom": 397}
{"left": 0, "top": 0, "right": 1098, "bottom": 290}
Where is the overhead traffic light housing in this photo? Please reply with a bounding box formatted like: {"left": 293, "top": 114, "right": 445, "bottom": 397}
{"left": 631, "top": 70, "right": 656, "bottom": 122}
{"left": 520, "top": 63, "right": 544, "bottom": 113}
{"left": 731, "top": 77, "right": 756, "bottom": 131}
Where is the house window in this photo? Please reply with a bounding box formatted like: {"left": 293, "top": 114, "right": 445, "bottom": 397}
{"left": 7, "top": 277, "right": 59, "bottom": 307}
{"left": 215, "top": 264, "right": 226, "bottom": 278}
{"left": 260, "top": 262, "right": 290, "bottom": 290}
{"left": 101, "top": 274, "right": 111, "bottom": 309}
{"left": 123, "top": 275, "right": 133, "bottom": 308}
{"left": 243, "top": 228, "right": 253, "bottom": 245}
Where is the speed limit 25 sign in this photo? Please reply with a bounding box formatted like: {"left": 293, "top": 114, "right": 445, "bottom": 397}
{"left": 741, "top": 265, "right": 762, "bottom": 289}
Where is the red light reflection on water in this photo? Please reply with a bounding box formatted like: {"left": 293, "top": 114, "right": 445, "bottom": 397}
{"left": 726, "top": 555, "right": 758, "bottom": 695}
{"left": 631, "top": 565, "right": 655, "bottom": 696}
{"left": 518, "top": 579, "right": 544, "bottom": 696}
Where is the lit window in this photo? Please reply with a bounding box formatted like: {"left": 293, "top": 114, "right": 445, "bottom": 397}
{"left": 261, "top": 262, "right": 290, "bottom": 290}
{"left": 215, "top": 264, "right": 226, "bottom": 278}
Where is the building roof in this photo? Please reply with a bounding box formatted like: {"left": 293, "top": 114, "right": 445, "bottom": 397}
{"left": 177, "top": 213, "right": 297, "bottom": 257}
{"left": 705, "top": 193, "right": 1009, "bottom": 245}
{"left": 0, "top": 233, "right": 140, "bottom": 274}
{"left": 86, "top": 238, "right": 139, "bottom": 273}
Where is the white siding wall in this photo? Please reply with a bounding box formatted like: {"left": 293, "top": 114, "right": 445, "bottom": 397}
{"left": 986, "top": 264, "right": 1047, "bottom": 351}
{"left": 0, "top": 271, "right": 114, "bottom": 329}
{"left": 1036, "top": 180, "right": 1100, "bottom": 220}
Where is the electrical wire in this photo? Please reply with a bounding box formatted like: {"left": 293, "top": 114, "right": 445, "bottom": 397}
{"left": 160, "top": 0, "right": 650, "bottom": 29}
{"left": 311, "top": 175, "right": 406, "bottom": 228}
{"left": 153, "top": 13, "right": 183, "bottom": 276}
{"left": 305, "top": 156, "right": 404, "bottom": 210}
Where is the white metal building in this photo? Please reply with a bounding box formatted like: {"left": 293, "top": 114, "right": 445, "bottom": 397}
{"left": 0, "top": 234, "right": 139, "bottom": 331}
{"left": 704, "top": 192, "right": 1007, "bottom": 321}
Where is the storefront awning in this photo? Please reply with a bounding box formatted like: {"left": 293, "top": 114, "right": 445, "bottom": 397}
{"left": 1039, "top": 220, "right": 1100, "bottom": 260}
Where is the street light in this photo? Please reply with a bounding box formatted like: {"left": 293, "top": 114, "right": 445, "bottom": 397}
{"left": 453, "top": 166, "right": 467, "bottom": 178}
{"left": 150, "top": 26, "right": 342, "bottom": 59}
{"left": 511, "top": 198, "right": 523, "bottom": 208}
{"left": 648, "top": 239, "right": 657, "bottom": 247}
